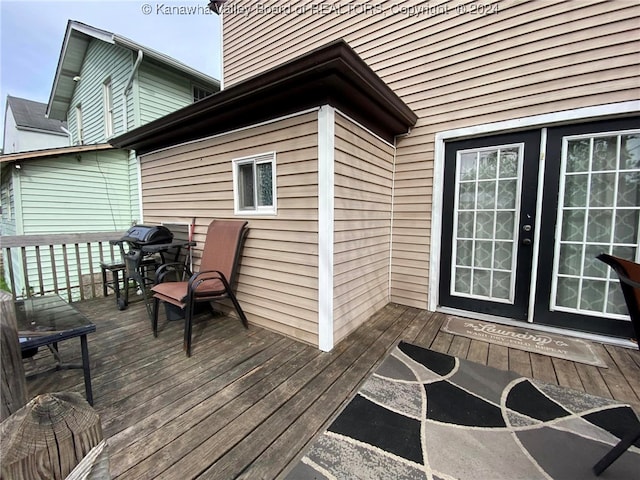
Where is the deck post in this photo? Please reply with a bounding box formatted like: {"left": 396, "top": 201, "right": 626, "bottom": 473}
{"left": 0, "top": 392, "right": 106, "bottom": 479}
{"left": 1, "top": 290, "right": 28, "bottom": 420}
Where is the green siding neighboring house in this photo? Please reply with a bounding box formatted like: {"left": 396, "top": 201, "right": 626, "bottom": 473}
{"left": 138, "top": 61, "right": 195, "bottom": 125}
{"left": 1, "top": 20, "right": 219, "bottom": 297}
{"left": 16, "top": 149, "right": 132, "bottom": 233}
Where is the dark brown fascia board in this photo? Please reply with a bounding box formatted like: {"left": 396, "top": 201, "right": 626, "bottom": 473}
{"left": 110, "top": 40, "right": 417, "bottom": 154}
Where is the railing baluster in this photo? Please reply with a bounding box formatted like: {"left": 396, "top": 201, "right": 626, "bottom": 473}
{"left": 49, "top": 245, "right": 59, "bottom": 296}
{"left": 1, "top": 232, "right": 121, "bottom": 303}
{"left": 74, "top": 243, "right": 84, "bottom": 301}
{"left": 20, "top": 247, "right": 30, "bottom": 298}
{"left": 61, "top": 244, "right": 72, "bottom": 303}
{"left": 34, "top": 245, "right": 45, "bottom": 296}
{"left": 4, "top": 247, "right": 17, "bottom": 300}
{"left": 86, "top": 242, "right": 96, "bottom": 300}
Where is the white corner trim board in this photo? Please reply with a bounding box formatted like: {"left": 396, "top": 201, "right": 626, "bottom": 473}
{"left": 318, "top": 105, "right": 335, "bottom": 351}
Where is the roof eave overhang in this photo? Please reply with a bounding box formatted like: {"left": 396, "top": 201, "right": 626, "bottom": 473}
{"left": 46, "top": 21, "right": 221, "bottom": 121}
{"left": 46, "top": 22, "right": 98, "bottom": 120}
{"left": 110, "top": 40, "right": 417, "bottom": 155}
{"left": 113, "top": 37, "right": 220, "bottom": 90}
{"left": 0, "top": 143, "right": 115, "bottom": 163}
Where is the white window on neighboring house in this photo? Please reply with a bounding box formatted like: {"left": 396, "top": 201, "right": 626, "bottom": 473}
{"left": 193, "top": 85, "right": 213, "bottom": 102}
{"left": 233, "top": 152, "right": 277, "bottom": 215}
{"left": 103, "top": 79, "right": 114, "bottom": 138}
{"left": 75, "top": 104, "right": 84, "bottom": 145}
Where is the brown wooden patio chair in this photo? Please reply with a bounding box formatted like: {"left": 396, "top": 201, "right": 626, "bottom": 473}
{"left": 151, "top": 219, "right": 249, "bottom": 357}
{"left": 592, "top": 253, "right": 640, "bottom": 475}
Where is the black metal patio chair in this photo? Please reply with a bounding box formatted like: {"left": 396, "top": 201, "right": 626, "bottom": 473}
{"left": 593, "top": 253, "right": 640, "bottom": 475}
{"left": 151, "top": 219, "right": 249, "bottom": 357}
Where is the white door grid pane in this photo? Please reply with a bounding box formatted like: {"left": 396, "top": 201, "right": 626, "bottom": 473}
{"left": 552, "top": 130, "right": 640, "bottom": 319}
{"left": 451, "top": 144, "right": 524, "bottom": 303}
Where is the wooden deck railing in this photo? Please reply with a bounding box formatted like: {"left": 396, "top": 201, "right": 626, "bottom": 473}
{"left": 1, "top": 232, "right": 122, "bottom": 302}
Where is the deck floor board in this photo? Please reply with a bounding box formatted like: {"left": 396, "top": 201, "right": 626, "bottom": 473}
{"left": 18, "top": 296, "right": 640, "bottom": 479}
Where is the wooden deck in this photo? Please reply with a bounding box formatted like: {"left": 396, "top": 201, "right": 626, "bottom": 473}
{"left": 23, "top": 296, "right": 640, "bottom": 479}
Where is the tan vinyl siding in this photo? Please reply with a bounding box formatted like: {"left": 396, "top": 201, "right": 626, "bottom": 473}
{"left": 128, "top": 149, "right": 141, "bottom": 224}
{"left": 223, "top": 0, "right": 640, "bottom": 310}
{"left": 332, "top": 113, "right": 395, "bottom": 343}
{"left": 140, "top": 112, "right": 320, "bottom": 345}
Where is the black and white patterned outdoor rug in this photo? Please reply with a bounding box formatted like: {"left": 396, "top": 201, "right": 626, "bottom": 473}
{"left": 286, "top": 341, "right": 640, "bottom": 479}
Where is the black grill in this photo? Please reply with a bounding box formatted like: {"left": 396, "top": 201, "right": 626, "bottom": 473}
{"left": 120, "top": 225, "right": 173, "bottom": 247}
{"left": 114, "top": 225, "right": 174, "bottom": 311}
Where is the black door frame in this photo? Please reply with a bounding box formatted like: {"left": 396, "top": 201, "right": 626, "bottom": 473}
{"left": 439, "top": 130, "right": 541, "bottom": 320}
{"left": 534, "top": 116, "right": 640, "bottom": 338}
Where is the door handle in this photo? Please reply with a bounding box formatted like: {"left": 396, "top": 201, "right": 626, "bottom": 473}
{"left": 522, "top": 238, "right": 532, "bottom": 246}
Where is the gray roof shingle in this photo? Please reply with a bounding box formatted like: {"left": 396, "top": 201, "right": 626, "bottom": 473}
{"left": 7, "top": 96, "right": 67, "bottom": 134}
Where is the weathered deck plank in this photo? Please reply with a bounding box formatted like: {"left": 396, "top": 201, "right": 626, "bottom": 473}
{"left": 508, "top": 348, "right": 533, "bottom": 378}
{"left": 551, "top": 357, "right": 586, "bottom": 392}
{"left": 19, "top": 296, "right": 639, "bottom": 480}
{"left": 575, "top": 362, "right": 613, "bottom": 400}
{"left": 530, "top": 352, "right": 558, "bottom": 385}
{"left": 466, "top": 339, "right": 489, "bottom": 365}
{"left": 216, "top": 305, "right": 421, "bottom": 480}
{"left": 487, "top": 342, "right": 509, "bottom": 371}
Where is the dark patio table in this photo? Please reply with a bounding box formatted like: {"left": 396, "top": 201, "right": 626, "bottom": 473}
{"left": 16, "top": 295, "right": 96, "bottom": 405}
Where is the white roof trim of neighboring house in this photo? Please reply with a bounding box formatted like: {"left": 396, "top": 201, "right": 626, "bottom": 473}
{"left": 46, "top": 20, "right": 220, "bottom": 120}
{"left": 0, "top": 143, "right": 114, "bottom": 163}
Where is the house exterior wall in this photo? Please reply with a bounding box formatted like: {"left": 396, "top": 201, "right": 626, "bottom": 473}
{"left": 332, "top": 112, "right": 395, "bottom": 343}
{"left": 16, "top": 149, "right": 132, "bottom": 233}
{"left": 68, "top": 39, "right": 132, "bottom": 144}
{"left": 140, "top": 111, "right": 321, "bottom": 344}
{"left": 139, "top": 109, "right": 397, "bottom": 347}
{"left": 1, "top": 168, "right": 18, "bottom": 236}
{"left": 137, "top": 61, "right": 194, "bottom": 125}
{"left": 1, "top": 149, "right": 130, "bottom": 296}
{"left": 2, "top": 108, "right": 68, "bottom": 154}
{"left": 1, "top": 168, "right": 23, "bottom": 295}
{"left": 222, "top": 0, "right": 640, "bottom": 310}
{"left": 63, "top": 40, "right": 219, "bottom": 230}
{"left": 2, "top": 108, "right": 19, "bottom": 153}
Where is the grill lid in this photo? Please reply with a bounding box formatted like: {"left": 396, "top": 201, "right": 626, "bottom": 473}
{"left": 121, "top": 225, "right": 173, "bottom": 245}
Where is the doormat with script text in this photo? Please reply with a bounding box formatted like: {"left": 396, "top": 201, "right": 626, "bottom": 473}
{"left": 441, "top": 317, "right": 607, "bottom": 368}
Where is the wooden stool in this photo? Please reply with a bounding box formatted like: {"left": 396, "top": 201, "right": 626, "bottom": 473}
{"left": 100, "top": 260, "right": 125, "bottom": 307}
{"left": 101, "top": 258, "right": 157, "bottom": 310}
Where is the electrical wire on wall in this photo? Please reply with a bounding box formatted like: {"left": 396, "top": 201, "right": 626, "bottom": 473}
{"left": 93, "top": 150, "right": 119, "bottom": 230}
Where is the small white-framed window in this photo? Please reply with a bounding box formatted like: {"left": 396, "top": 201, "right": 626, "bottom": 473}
{"left": 75, "top": 104, "right": 84, "bottom": 145}
{"left": 233, "top": 152, "right": 277, "bottom": 215}
{"left": 103, "top": 78, "right": 114, "bottom": 138}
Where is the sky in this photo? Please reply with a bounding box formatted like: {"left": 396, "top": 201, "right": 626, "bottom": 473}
{"left": 0, "top": 0, "right": 222, "bottom": 146}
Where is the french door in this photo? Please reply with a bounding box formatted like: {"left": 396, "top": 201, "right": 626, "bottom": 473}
{"left": 439, "top": 130, "right": 540, "bottom": 321}
{"left": 439, "top": 117, "right": 640, "bottom": 338}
